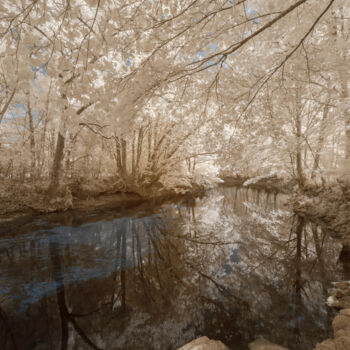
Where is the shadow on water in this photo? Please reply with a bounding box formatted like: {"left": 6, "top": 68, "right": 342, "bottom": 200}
{"left": 0, "top": 187, "right": 346, "bottom": 350}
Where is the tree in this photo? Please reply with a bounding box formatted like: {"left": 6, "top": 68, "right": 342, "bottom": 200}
{"left": 0, "top": 0, "right": 349, "bottom": 203}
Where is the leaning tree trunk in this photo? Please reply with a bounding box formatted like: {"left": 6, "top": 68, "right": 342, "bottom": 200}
{"left": 0, "top": 87, "right": 16, "bottom": 125}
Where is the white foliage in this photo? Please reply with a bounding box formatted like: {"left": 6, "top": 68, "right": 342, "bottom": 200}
{"left": 159, "top": 169, "right": 192, "bottom": 194}
{"left": 243, "top": 174, "right": 275, "bottom": 187}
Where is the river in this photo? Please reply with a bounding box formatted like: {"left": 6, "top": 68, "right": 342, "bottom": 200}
{"left": 0, "top": 186, "right": 346, "bottom": 349}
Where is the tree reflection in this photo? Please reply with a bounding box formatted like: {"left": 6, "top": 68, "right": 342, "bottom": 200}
{"left": 0, "top": 187, "right": 345, "bottom": 350}
{"left": 49, "top": 239, "right": 103, "bottom": 350}
{"left": 0, "top": 307, "right": 17, "bottom": 350}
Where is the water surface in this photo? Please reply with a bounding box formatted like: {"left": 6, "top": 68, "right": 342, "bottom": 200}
{"left": 0, "top": 187, "right": 345, "bottom": 349}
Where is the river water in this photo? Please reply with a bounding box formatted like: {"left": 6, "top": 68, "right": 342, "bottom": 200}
{"left": 0, "top": 186, "right": 346, "bottom": 350}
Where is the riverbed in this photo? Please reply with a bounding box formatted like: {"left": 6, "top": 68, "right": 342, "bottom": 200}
{"left": 0, "top": 186, "right": 346, "bottom": 349}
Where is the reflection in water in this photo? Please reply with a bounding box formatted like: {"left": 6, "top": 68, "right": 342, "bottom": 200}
{"left": 49, "top": 239, "right": 103, "bottom": 350}
{"left": 0, "top": 187, "right": 345, "bottom": 350}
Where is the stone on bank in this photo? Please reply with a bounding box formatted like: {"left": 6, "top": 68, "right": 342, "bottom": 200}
{"left": 177, "top": 337, "right": 288, "bottom": 350}
{"left": 177, "top": 336, "right": 229, "bottom": 350}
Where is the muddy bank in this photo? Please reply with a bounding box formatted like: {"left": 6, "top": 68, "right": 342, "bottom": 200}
{"left": 221, "top": 175, "right": 350, "bottom": 240}
{"left": 0, "top": 179, "right": 205, "bottom": 234}
{"left": 293, "top": 182, "right": 350, "bottom": 240}
{"left": 0, "top": 178, "right": 205, "bottom": 215}
{"left": 0, "top": 190, "right": 204, "bottom": 237}
{"left": 0, "top": 179, "right": 144, "bottom": 218}
{"left": 221, "top": 175, "right": 294, "bottom": 194}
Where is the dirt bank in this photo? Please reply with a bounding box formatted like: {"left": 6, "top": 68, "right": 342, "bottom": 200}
{"left": 220, "top": 175, "right": 294, "bottom": 194}
{"left": 293, "top": 181, "right": 350, "bottom": 240}
{"left": 0, "top": 178, "right": 143, "bottom": 217}
{"left": 0, "top": 178, "right": 205, "bottom": 236}
{"left": 0, "top": 177, "right": 205, "bottom": 218}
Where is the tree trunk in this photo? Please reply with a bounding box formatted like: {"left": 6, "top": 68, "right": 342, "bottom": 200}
{"left": 340, "top": 77, "right": 350, "bottom": 164}
{"left": 147, "top": 123, "right": 152, "bottom": 163}
{"left": 115, "top": 137, "right": 123, "bottom": 178}
{"left": 346, "top": 114, "right": 350, "bottom": 161}
{"left": 0, "top": 87, "right": 16, "bottom": 125}
{"left": 47, "top": 77, "right": 68, "bottom": 197}
{"left": 333, "top": 7, "right": 350, "bottom": 175}
{"left": 135, "top": 127, "right": 144, "bottom": 180}
{"left": 38, "top": 109, "right": 49, "bottom": 178}
{"left": 38, "top": 81, "right": 52, "bottom": 179}
{"left": 97, "top": 141, "right": 103, "bottom": 179}
{"left": 47, "top": 130, "right": 65, "bottom": 197}
{"left": 65, "top": 133, "right": 74, "bottom": 179}
{"left": 296, "top": 124, "right": 304, "bottom": 187}
{"left": 131, "top": 131, "right": 136, "bottom": 178}
{"left": 294, "top": 215, "right": 304, "bottom": 344}
{"left": 121, "top": 138, "right": 127, "bottom": 179}
{"left": 311, "top": 101, "right": 330, "bottom": 179}
{"left": 339, "top": 7, "right": 350, "bottom": 162}
{"left": 295, "top": 89, "right": 305, "bottom": 188}
{"left": 27, "top": 100, "right": 36, "bottom": 180}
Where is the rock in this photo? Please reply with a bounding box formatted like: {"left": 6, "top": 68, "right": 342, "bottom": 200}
{"left": 339, "top": 246, "right": 350, "bottom": 263}
{"left": 334, "top": 296, "right": 350, "bottom": 310}
{"left": 177, "top": 336, "right": 229, "bottom": 350}
{"left": 248, "top": 338, "right": 288, "bottom": 350}
{"left": 317, "top": 283, "right": 350, "bottom": 350}
{"left": 339, "top": 308, "right": 350, "bottom": 317}
{"left": 334, "top": 336, "right": 350, "bottom": 350}
{"left": 332, "top": 282, "right": 350, "bottom": 290}
{"left": 332, "top": 314, "right": 350, "bottom": 333}
{"left": 333, "top": 289, "right": 350, "bottom": 299}
{"left": 327, "top": 283, "right": 350, "bottom": 309}
{"left": 313, "top": 339, "right": 336, "bottom": 350}
{"left": 334, "top": 328, "right": 350, "bottom": 339}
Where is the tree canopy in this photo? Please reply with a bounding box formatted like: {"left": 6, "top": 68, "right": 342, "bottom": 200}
{"left": 0, "top": 0, "right": 349, "bottom": 204}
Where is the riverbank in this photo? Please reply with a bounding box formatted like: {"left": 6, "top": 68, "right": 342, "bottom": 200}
{"left": 0, "top": 178, "right": 206, "bottom": 234}
{"left": 2, "top": 176, "right": 349, "bottom": 245}
{"left": 314, "top": 281, "right": 350, "bottom": 350}
{"left": 220, "top": 175, "right": 294, "bottom": 194}
{"left": 0, "top": 175, "right": 211, "bottom": 218}
{"left": 221, "top": 175, "right": 349, "bottom": 238}
{"left": 178, "top": 336, "right": 288, "bottom": 349}
{"left": 293, "top": 181, "right": 350, "bottom": 239}
{"left": 0, "top": 178, "right": 137, "bottom": 217}
{"left": 179, "top": 281, "right": 350, "bottom": 350}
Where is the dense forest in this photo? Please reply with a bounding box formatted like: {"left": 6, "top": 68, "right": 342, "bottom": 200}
{"left": 0, "top": 0, "right": 349, "bottom": 209}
